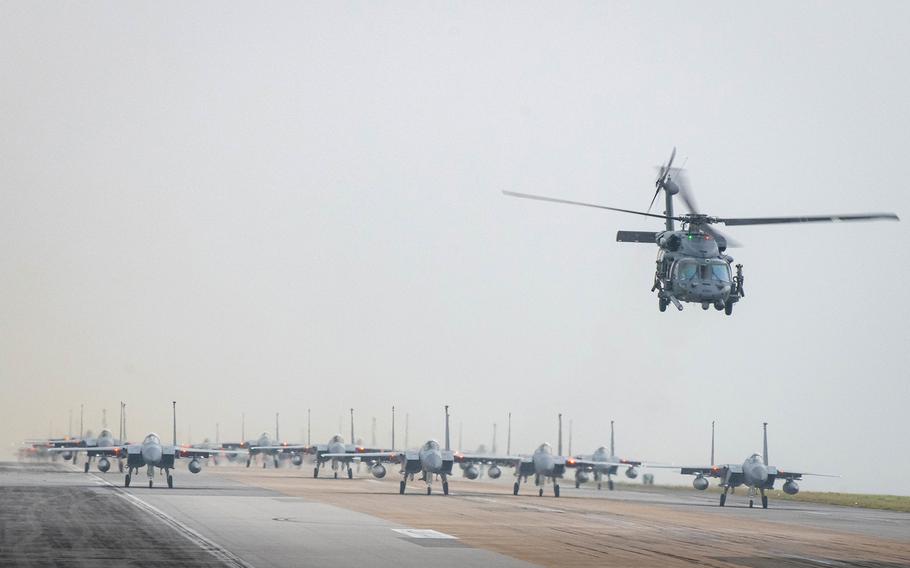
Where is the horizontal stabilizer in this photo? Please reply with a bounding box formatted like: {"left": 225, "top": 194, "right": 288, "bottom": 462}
{"left": 616, "top": 230, "right": 657, "bottom": 243}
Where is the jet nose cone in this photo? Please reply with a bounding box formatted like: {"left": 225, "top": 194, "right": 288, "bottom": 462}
{"left": 142, "top": 445, "right": 162, "bottom": 464}
{"left": 745, "top": 462, "right": 768, "bottom": 484}
{"left": 537, "top": 454, "right": 554, "bottom": 473}
{"left": 425, "top": 452, "right": 442, "bottom": 471}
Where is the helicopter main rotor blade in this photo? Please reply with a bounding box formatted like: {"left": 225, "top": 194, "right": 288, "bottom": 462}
{"left": 719, "top": 213, "right": 899, "bottom": 226}
{"left": 648, "top": 147, "right": 676, "bottom": 213}
{"left": 672, "top": 169, "right": 700, "bottom": 215}
{"left": 503, "top": 191, "right": 682, "bottom": 222}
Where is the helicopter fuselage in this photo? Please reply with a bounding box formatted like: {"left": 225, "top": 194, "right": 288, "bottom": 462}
{"left": 653, "top": 229, "right": 744, "bottom": 312}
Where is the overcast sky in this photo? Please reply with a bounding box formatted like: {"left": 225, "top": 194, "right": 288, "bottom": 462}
{"left": 2, "top": 1, "right": 908, "bottom": 494}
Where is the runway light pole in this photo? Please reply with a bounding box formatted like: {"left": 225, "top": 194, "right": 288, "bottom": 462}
{"left": 172, "top": 401, "right": 177, "bottom": 446}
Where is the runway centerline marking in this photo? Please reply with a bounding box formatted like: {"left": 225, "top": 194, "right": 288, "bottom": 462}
{"left": 89, "top": 473, "right": 254, "bottom": 568}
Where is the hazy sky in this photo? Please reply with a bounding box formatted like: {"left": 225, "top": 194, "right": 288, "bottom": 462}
{"left": 2, "top": 2, "right": 908, "bottom": 494}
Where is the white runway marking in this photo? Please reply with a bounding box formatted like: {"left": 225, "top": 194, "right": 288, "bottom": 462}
{"left": 393, "top": 528, "right": 458, "bottom": 539}
{"left": 90, "top": 473, "right": 254, "bottom": 568}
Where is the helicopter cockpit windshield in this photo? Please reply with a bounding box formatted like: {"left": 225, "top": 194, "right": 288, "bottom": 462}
{"left": 703, "top": 261, "right": 731, "bottom": 283}
{"left": 673, "top": 259, "right": 730, "bottom": 283}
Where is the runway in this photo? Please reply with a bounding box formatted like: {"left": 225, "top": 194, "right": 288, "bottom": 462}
{"left": 2, "top": 461, "right": 908, "bottom": 567}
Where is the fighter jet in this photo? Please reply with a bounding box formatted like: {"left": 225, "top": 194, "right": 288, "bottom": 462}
{"left": 676, "top": 422, "right": 835, "bottom": 509}
{"left": 311, "top": 409, "right": 393, "bottom": 479}
{"left": 223, "top": 413, "right": 308, "bottom": 468}
{"left": 323, "top": 406, "right": 458, "bottom": 495}
{"left": 55, "top": 431, "right": 244, "bottom": 488}
{"left": 457, "top": 414, "right": 569, "bottom": 497}
{"left": 566, "top": 421, "right": 642, "bottom": 490}
{"left": 44, "top": 429, "right": 126, "bottom": 473}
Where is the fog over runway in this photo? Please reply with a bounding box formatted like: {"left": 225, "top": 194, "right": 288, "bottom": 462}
{"left": 3, "top": 461, "right": 907, "bottom": 567}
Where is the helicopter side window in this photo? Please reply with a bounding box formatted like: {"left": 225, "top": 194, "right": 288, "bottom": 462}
{"left": 702, "top": 262, "right": 731, "bottom": 282}
{"left": 674, "top": 260, "right": 698, "bottom": 280}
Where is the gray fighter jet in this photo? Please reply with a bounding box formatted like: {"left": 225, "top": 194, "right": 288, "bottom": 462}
{"left": 457, "top": 414, "right": 569, "bottom": 497}
{"left": 224, "top": 414, "right": 308, "bottom": 468}
{"left": 566, "top": 421, "right": 641, "bottom": 490}
{"left": 324, "top": 406, "right": 457, "bottom": 495}
{"left": 677, "top": 422, "right": 834, "bottom": 508}
{"left": 44, "top": 429, "right": 125, "bottom": 473}
{"left": 310, "top": 409, "right": 392, "bottom": 479}
{"left": 57, "top": 432, "right": 244, "bottom": 488}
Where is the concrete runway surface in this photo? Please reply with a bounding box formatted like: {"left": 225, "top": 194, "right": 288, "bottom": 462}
{"left": 2, "top": 461, "right": 908, "bottom": 567}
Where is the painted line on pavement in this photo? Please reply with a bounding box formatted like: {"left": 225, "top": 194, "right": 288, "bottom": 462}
{"left": 90, "top": 473, "right": 254, "bottom": 568}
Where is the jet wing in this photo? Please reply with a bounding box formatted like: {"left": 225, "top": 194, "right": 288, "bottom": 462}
{"left": 322, "top": 451, "right": 403, "bottom": 463}
{"left": 768, "top": 467, "right": 837, "bottom": 480}
{"left": 248, "top": 444, "right": 310, "bottom": 453}
{"left": 175, "top": 446, "right": 248, "bottom": 458}
{"left": 677, "top": 464, "right": 741, "bottom": 477}
{"left": 454, "top": 452, "right": 520, "bottom": 466}
{"left": 47, "top": 446, "right": 124, "bottom": 456}
{"left": 568, "top": 456, "right": 642, "bottom": 468}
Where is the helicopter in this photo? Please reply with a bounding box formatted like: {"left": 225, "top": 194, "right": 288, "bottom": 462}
{"left": 504, "top": 149, "right": 899, "bottom": 315}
